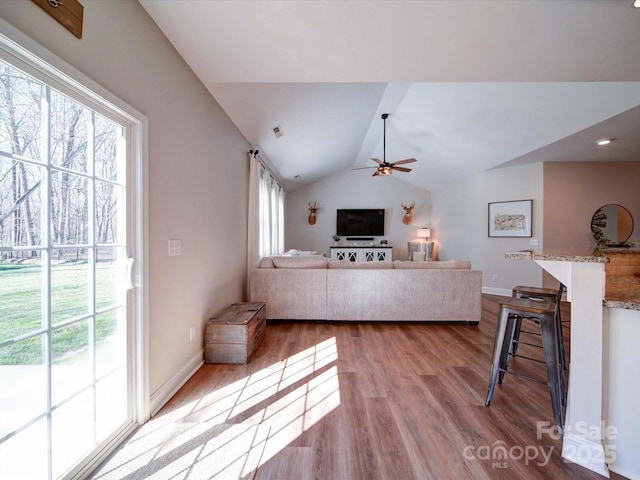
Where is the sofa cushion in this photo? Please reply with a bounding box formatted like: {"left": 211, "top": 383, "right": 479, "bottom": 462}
{"left": 393, "top": 259, "right": 471, "bottom": 269}
{"left": 328, "top": 260, "right": 393, "bottom": 269}
{"left": 258, "top": 256, "right": 276, "bottom": 268}
{"left": 272, "top": 255, "right": 328, "bottom": 269}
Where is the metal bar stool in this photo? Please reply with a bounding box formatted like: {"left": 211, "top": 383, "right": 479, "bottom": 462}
{"left": 485, "top": 297, "right": 564, "bottom": 433}
{"left": 510, "top": 284, "right": 566, "bottom": 371}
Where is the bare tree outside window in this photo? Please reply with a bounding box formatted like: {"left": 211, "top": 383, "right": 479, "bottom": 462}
{"left": 0, "top": 62, "right": 121, "bottom": 259}
{"left": 0, "top": 59, "right": 124, "bottom": 351}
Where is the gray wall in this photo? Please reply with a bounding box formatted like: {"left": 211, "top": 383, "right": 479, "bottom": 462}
{"left": 1, "top": 1, "right": 251, "bottom": 400}
{"left": 288, "top": 162, "right": 545, "bottom": 294}
{"left": 433, "top": 163, "right": 544, "bottom": 294}
{"left": 289, "top": 160, "right": 640, "bottom": 296}
{"left": 286, "top": 168, "right": 431, "bottom": 260}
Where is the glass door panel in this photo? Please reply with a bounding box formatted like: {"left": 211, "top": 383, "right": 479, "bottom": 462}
{"left": 52, "top": 389, "right": 93, "bottom": 479}
{"left": 51, "top": 319, "right": 91, "bottom": 405}
{"left": 50, "top": 250, "right": 90, "bottom": 325}
{"left": 0, "top": 417, "right": 48, "bottom": 479}
{"left": 0, "top": 250, "right": 44, "bottom": 339}
{"left": 0, "top": 56, "right": 133, "bottom": 480}
{"left": 49, "top": 90, "right": 89, "bottom": 174}
{"left": 96, "top": 369, "right": 127, "bottom": 439}
{"left": 0, "top": 335, "right": 46, "bottom": 438}
{"left": 0, "top": 158, "right": 45, "bottom": 249}
{"left": 95, "top": 309, "right": 125, "bottom": 377}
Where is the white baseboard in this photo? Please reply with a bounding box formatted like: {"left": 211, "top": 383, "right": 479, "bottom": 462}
{"left": 149, "top": 349, "right": 204, "bottom": 417}
{"left": 562, "top": 433, "right": 610, "bottom": 478}
{"left": 608, "top": 465, "right": 637, "bottom": 480}
{"left": 482, "top": 286, "right": 511, "bottom": 296}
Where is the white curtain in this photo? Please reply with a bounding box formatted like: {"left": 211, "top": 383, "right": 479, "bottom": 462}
{"left": 259, "top": 168, "right": 285, "bottom": 258}
{"left": 247, "top": 152, "right": 260, "bottom": 271}
{"left": 247, "top": 152, "right": 285, "bottom": 284}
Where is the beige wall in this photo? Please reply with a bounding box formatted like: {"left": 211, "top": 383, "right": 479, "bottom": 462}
{"left": 544, "top": 162, "right": 640, "bottom": 251}
{"left": 1, "top": 1, "right": 251, "bottom": 400}
{"left": 543, "top": 161, "right": 640, "bottom": 288}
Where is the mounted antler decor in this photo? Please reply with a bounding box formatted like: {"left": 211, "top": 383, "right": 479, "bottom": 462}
{"left": 308, "top": 202, "right": 318, "bottom": 225}
{"left": 401, "top": 201, "right": 415, "bottom": 225}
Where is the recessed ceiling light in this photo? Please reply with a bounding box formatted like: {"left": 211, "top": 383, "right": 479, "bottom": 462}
{"left": 633, "top": 0, "right": 640, "bottom": 9}
{"left": 595, "top": 138, "right": 612, "bottom": 146}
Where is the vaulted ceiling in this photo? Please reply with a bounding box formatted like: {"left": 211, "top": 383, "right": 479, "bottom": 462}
{"left": 139, "top": 0, "right": 640, "bottom": 191}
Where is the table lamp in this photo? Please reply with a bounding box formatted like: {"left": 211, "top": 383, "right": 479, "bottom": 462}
{"left": 417, "top": 228, "right": 431, "bottom": 241}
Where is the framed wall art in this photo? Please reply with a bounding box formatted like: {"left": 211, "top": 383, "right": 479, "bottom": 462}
{"left": 488, "top": 199, "right": 532, "bottom": 237}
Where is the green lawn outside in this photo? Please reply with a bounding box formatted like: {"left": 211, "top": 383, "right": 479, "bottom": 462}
{"left": 0, "top": 262, "right": 121, "bottom": 364}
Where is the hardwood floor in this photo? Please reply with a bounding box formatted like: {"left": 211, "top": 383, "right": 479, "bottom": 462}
{"left": 152, "top": 294, "right": 625, "bottom": 480}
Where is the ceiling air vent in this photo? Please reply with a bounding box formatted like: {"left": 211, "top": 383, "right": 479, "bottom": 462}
{"left": 272, "top": 125, "right": 284, "bottom": 138}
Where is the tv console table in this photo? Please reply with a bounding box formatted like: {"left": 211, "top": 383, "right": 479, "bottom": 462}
{"left": 330, "top": 246, "right": 392, "bottom": 262}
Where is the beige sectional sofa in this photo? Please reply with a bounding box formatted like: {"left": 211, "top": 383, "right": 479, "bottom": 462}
{"left": 249, "top": 255, "right": 482, "bottom": 323}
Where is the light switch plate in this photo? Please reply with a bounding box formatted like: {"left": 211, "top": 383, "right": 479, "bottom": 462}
{"left": 530, "top": 238, "right": 539, "bottom": 246}
{"left": 168, "top": 239, "right": 182, "bottom": 256}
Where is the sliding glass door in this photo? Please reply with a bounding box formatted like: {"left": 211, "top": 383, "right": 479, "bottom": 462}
{"left": 0, "top": 51, "right": 138, "bottom": 479}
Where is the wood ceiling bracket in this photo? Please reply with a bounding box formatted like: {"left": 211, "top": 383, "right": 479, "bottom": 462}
{"left": 32, "top": 0, "right": 84, "bottom": 39}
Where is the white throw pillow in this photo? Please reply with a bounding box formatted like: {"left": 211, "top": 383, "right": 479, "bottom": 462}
{"left": 272, "top": 255, "right": 328, "bottom": 269}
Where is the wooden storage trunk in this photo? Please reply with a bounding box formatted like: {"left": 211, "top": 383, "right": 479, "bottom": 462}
{"left": 205, "top": 302, "right": 266, "bottom": 364}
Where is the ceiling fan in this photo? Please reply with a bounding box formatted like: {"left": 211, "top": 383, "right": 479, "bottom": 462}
{"left": 354, "top": 113, "right": 417, "bottom": 176}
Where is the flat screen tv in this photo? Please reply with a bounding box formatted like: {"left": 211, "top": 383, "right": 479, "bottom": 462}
{"left": 336, "top": 209, "right": 385, "bottom": 237}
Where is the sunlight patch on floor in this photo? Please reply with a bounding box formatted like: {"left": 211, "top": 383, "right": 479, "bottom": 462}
{"left": 155, "top": 336, "right": 341, "bottom": 469}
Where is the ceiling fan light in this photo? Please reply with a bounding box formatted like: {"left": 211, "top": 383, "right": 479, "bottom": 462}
{"left": 379, "top": 166, "right": 392, "bottom": 176}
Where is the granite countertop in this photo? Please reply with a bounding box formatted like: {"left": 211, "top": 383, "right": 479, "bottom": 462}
{"left": 506, "top": 249, "right": 640, "bottom": 311}
{"left": 604, "top": 295, "right": 640, "bottom": 311}
{"left": 504, "top": 249, "right": 609, "bottom": 263}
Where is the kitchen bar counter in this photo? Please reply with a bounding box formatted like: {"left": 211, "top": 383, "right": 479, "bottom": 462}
{"left": 507, "top": 249, "right": 640, "bottom": 478}
{"left": 507, "top": 249, "right": 640, "bottom": 311}
{"left": 601, "top": 248, "right": 640, "bottom": 311}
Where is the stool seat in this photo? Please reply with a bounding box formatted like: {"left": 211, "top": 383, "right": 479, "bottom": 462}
{"left": 512, "top": 286, "right": 560, "bottom": 298}
{"left": 498, "top": 297, "right": 555, "bottom": 315}
{"left": 511, "top": 284, "right": 568, "bottom": 383}
{"left": 485, "top": 297, "right": 564, "bottom": 433}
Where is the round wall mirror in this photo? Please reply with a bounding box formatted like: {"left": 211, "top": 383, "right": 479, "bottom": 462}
{"left": 591, "top": 204, "right": 634, "bottom": 245}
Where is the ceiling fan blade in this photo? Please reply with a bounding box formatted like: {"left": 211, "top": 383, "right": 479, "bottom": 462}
{"left": 392, "top": 166, "right": 412, "bottom": 172}
{"left": 392, "top": 158, "right": 417, "bottom": 166}
{"left": 352, "top": 166, "right": 377, "bottom": 170}
{"left": 370, "top": 158, "right": 384, "bottom": 165}
{"left": 372, "top": 169, "right": 380, "bottom": 177}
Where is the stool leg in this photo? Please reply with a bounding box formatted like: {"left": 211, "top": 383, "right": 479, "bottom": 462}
{"left": 540, "top": 312, "right": 564, "bottom": 434}
{"left": 498, "top": 314, "right": 517, "bottom": 384}
{"left": 554, "top": 303, "right": 568, "bottom": 406}
{"left": 485, "top": 307, "right": 510, "bottom": 406}
{"left": 556, "top": 302, "right": 568, "bottom": 371}
{"left": 510, "top": 313, "right": 523, "bottom": 356}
